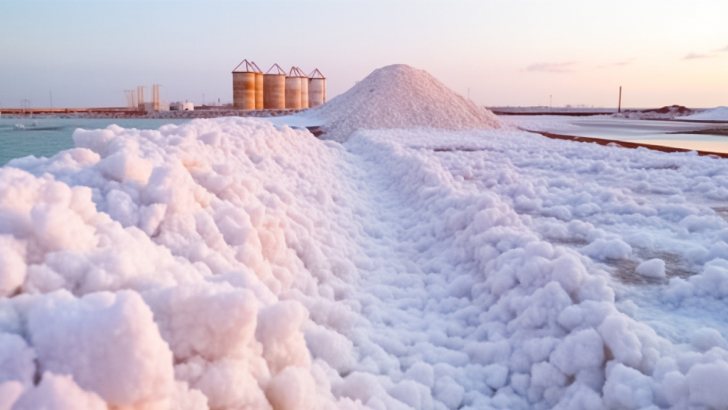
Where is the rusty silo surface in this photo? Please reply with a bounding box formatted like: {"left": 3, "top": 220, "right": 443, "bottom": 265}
{"left": 232, "top": 59, "right": 258, "bottom": 110}
{"left": 255, "top": 74, "right": 264, "bottom": 109}
{"left": 251, "top": 61, "right": 264, "bottom": 110}
{"left": 308, "top": 68, "right": 327, "bottom": 108}
{"left": 264, "top": 64, "right": 286, "bottom": 110}
{"left": 296, "top": 67, "right": 309, "bottom": 109}
{"left": 285, "top": 67, "right": 302, "bottom": 109}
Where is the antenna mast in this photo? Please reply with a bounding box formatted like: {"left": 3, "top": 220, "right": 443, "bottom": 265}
{"left": 618, "top": 86, "right": 622, "bottom": 113}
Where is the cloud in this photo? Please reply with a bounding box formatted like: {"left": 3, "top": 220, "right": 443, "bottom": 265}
{"left": 715, "top": 45, "right": 728, "bottom": 52}
{"left": 682, "top": 52, "right": 714, "bottom": 60}
{"left": 526, "top": 62, "right": 577, "bottom": 73}
{"left": 597, "top": 58, "right": 636, "bottom": 68}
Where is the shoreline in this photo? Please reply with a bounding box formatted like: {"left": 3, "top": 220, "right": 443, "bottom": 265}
{"left": 526, "top": 129, "right": 728, "bottom": 159}
{"left": 0, "top": 107, "right": 308, "bottom": 119}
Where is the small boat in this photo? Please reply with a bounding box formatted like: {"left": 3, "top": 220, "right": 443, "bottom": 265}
{"left": 14, "top": 124, "right": 25, "bottom": 130}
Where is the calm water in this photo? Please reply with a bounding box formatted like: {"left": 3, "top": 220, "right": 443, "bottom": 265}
{"left": 507, "top": 116, "right": 728, "bottom": 154}
{"left": 553, "top": 118, "right": 728, "bottom": 154}
{"left": 0, "top": 117, "right": 188, "bottom": 166}
{"left": 3, "top": 116, "right": 728, "bottom": 166}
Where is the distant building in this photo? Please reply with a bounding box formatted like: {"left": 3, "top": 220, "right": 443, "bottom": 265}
{"left": 170, "top": 101, "right": 194, "bottom": 111}
{"left": 144, "top": 101, "right": 169, "bottom": 112}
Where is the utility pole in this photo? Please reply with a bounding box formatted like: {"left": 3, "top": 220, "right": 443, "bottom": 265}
{"left": 618, "top": 86, "right": 622, "bottom": 113}
{"left": 550, "top": 95, "right": 552, "bottom": 111}
{"left": 49, "top": 91, "right": 53, "bottom": 109}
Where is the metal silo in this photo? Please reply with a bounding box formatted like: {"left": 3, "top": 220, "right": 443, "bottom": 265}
{"left": 285, "top": 67, "right": 302, "bottom": 110}
{"left": 232, "top": 59, "right": 257, "bottom": 110}
{"left": 308, "top": 68, "right": 326, "bottom": 108}
{"left": 252, "top": 61, "right": 264, "bottom": 110}
{"left": 264, "top": 64, "right": 286, "bottom": 110}
{"left": 296, "top": 67, "right": 309, "bottom": 109}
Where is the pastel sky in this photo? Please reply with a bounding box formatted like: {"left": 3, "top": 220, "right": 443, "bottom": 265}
{"left": 1, "top": 0, "right": 727, "bottom": 109}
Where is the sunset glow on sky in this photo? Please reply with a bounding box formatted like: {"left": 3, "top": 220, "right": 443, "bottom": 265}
{"left": 1, "top": 0, "right": 726, "bottom": 108}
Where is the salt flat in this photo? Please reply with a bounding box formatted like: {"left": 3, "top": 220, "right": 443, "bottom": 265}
{"left": 2, "top": 65, "right": 728, "bottom": 409}
{"left": 504, "top": 115, "right": 728, "bottom": 154}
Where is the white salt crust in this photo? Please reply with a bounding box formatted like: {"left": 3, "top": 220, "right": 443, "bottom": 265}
{"left": 1, "top": 66, "right": 728, "bottom": 409}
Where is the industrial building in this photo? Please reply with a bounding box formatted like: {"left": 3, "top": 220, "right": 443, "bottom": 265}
{"left": 232, "top": 60, "right": 262, "bottom": 110}
{"left": 264, "top": 64, "right": 286, "bottom": 109}
{"left": 308, "top": 68, "right": 326, "bottom": 108}
{"left": 285, "top": 67, "right": 303, "bottom": 110}
{"left": 232, "top": 59, "right": 326, "bottom": 111}
{"left": 125, "top": 84, "right": 169, "bottom": 112}
{"left": 170, "top": 101, "right": 194, "bottom": 111}
{"left": 296, "top": 67, "right": 309, "bottom": 109}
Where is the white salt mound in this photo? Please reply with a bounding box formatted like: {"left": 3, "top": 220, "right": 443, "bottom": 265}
{"left": 683, "top": 106, "right": 728, "bottom": 121}
{"left": 314, "top": 64, "right": 501, "bottom": 141}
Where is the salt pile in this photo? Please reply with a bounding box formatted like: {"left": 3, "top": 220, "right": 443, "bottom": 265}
{"left": 683, "top": 106, "right": 728, "bottom": 121}
{"left": 613, "top": 105, "right": 695, "bottom": 120}
{"left": 313, "top": 64, "right": 501, "bottom": 142}
{"left": 2, "top": 66, "right": 728, "bottom": 409}
{"left": 0, "top": 119, "right": 362, "bottom": 410}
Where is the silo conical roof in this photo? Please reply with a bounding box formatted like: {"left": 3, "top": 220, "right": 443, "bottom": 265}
{"left": 266, "top": 64, "right": 286, "bottom": 75}
{"left": 232, "top": 59, "right": 262, "bottom": 73}
{"left": 308, "top": 68, "right": 326, "bottom": 79}
{"left": 293, "top": 67, "right": 307, "bottom": 78}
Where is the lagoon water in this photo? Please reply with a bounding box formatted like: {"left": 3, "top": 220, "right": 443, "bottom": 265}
{"left": 3, "top": 115, "right": 727, "bottom": 167}
{"left": 570, "top": 118, "right": 728, "bottom": 153}
{"left": 0, "top": 117, "right": 188, "bottom": 166}
{"left": 507, "top": 115, "right": 728, "bottom": 154}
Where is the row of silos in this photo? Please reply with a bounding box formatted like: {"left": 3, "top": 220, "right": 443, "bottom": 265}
{"left": 232, "top": 60, "right": 326, "bottom": 110}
